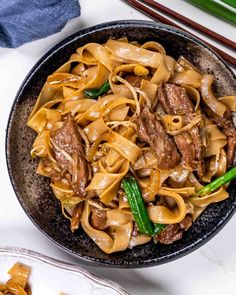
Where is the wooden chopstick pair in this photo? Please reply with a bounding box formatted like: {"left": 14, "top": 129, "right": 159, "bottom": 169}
{"left": 122, "top": 0, "right": 236, "bottom": 67}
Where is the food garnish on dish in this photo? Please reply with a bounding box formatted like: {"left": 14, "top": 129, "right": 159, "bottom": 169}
{"left": 27, "top": 38, "right": 236, "bottom": 254}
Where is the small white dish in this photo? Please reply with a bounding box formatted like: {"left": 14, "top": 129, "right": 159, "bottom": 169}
{"left": 0, "top": 247, "right": 128, "bottom": 295}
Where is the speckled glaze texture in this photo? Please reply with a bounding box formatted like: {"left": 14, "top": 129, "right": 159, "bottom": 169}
{"left": 6, "top": 20, "right": 236, "bottom": 268}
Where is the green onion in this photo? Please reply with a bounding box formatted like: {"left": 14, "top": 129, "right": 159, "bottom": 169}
{"left": 186, "top": 0, "right": 236, "bottom": 25}
{"left": 153, "top": 223, "right": 166, "bottom": 236}
{"left": 83, "top": 81, "right": 110, "bottom": 99}
{"left": 122, "top": 176, "right": 166, "bottom": 238}
{"left": 122, "top": 176, "right": 154, "bottom": 236}
{"left": 220, "top": 0, "right": 236, "bottom": 9}
{"left": 196, "top": 167, "right": 236, "bottom": 197}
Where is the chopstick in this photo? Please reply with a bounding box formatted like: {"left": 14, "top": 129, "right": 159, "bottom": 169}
{"left": 122, "top": 0, "right": 236, "bottom": 67}
{"left": 140, "top": 0, "right": 236, "bottom": 51}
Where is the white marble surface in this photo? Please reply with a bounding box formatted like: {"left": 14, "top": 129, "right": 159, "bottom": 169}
{"left": 0, "top": 0, "right": 236, "bottom": 294}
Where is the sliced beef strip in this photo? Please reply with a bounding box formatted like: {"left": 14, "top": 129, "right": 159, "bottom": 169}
{"left": 126, "top": 75, "right": 143, "bottom": 88}
{"left": 90, "top": 208, "right": 108, "bottom": 230}
{"left": 174, "top": 132, "right": 197, "bottom": 170}
{"left": 185, "top": 113, "right": 202, "bottom": 158}
{"left": 227, "top": 136, "right": 236, "bottom": 167}
{"left": 156, "top": 224, "right": 183, "bottom": 244}
{"left": 135, "top": 105, "right": 180, "bottom": 169}
{"left": 156, "top": 215, "right": 192, "bottom": 244}
{"left": 158, "top": 83, "right": 194, "bottom": 115}
{"left": 50, "top": 114, "right": 88, "bottom": 196}
{"left": 205, "top": 106, "right": 235, "bottom": 136}
{"left": 158, "top": 83, "right": 204, "bottom": 175}
{"left": 179, "top": 214, "right": 193, "bottom": 230}
{"left": 157, "top": 83, "right": 172, "bottom": 114}
{"left": 205, "top": 106, "right": 236, "bottom": 167}
{"left": 187, "top": 121, "right": 205, "bottom": 176}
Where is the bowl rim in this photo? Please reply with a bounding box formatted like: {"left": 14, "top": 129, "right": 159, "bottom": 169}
{"left": 5, "top": 20, "right": 236, "bottom": 268}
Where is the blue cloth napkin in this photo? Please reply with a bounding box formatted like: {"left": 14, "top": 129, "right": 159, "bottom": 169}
{"left": 0, "top": 0, "right": 80, "bottom": 48}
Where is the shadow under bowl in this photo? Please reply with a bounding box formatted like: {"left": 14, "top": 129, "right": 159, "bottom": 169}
{"left": 6, "top": 20, "right": 236, "bottom": 268}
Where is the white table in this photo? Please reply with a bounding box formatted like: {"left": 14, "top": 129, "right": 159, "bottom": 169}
{"left": 0, "top": 1, "right": 236, "bottom": 294}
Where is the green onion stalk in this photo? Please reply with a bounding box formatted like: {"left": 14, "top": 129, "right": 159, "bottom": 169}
{"left": 83, "top": 81, "right": 110, "bottom": 99}
{"left": 186, "top": 0, "right": 236, "bottom": 25}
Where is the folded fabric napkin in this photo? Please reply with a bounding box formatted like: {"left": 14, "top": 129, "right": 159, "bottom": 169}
{"left": 0, "top": 0, "right": 80, "bottom": 48}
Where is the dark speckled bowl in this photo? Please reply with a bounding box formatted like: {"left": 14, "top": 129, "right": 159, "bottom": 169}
{"left": 6, "top": 20, "right": 236, "bottom": 268}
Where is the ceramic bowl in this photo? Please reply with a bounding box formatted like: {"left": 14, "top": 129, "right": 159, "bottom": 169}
{"left": 0, "top": 247, "right": 127, "bottom": 294}
{"left": 6, "top": 20, "right": 236, "bottom": 268}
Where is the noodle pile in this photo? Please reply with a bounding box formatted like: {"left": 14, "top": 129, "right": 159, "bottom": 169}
{"left": 0, "top": 263, "right": 31, "bottom": 295}
{"left": 27, "top": 38, "right": 236, "bottom": 253}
